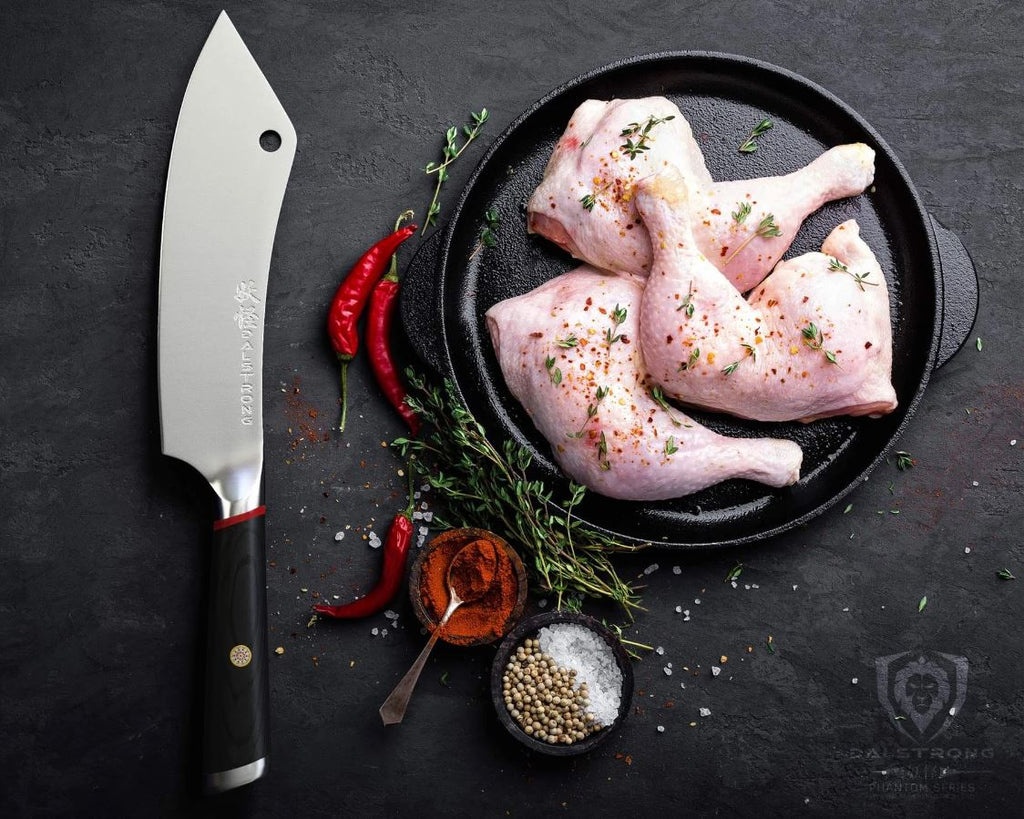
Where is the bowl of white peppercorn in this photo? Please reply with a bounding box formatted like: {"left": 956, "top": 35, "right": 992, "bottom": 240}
{"left": 490, "top": 612, "right": 634, "bottom": 756}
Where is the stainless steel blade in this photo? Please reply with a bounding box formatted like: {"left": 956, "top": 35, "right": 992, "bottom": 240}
{"left": 158, "top": 11, "right": 295, "bottom": 515}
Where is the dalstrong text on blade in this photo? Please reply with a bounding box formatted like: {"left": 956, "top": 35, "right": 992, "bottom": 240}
{"left": 234, "top": 280, "right": 262, "bottom": 426}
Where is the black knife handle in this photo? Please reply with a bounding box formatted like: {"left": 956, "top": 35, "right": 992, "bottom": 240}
{"left": 202, "top": 507, "right": 270, "bottom": 793}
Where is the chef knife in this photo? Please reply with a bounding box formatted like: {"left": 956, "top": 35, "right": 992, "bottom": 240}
{"left": 158, "top": 10, "right": 295, "bottom": 793}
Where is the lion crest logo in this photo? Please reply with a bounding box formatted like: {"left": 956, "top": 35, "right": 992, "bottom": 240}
{"left": 875, "top": 650, "right": 968, "bottom": 743}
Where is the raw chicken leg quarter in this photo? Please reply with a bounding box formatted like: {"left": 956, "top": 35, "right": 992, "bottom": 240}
{"left": 636, "top": 168, "right": 897, "bottom": 423}
{"left": 527, "top": 96, "right": 875, "bottom": 292}
{"left": 485, "top": 267, "right": 803, "bottom": 500}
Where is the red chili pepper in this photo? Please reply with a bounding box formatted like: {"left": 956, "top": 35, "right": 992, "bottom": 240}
{"left": 327, "top": 223, "right": 417, "bottom": 432}
{"left": 366, "top": 244, "right": 421, "bottom": 435}
{"left": 312, "top": 512, "right": 413, "bottom": 618}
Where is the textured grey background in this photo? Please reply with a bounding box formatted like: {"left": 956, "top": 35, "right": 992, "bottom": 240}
{"left": 1, "top": 0, "right": 1021, "bottom": 816}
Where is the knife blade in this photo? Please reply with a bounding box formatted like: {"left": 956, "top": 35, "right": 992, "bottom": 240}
{"left": 158, "top": 10, "right": 295, "bottom": 794}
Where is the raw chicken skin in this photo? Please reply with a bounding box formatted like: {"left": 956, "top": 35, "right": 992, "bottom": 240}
{"left": 527, "top": 97, "right": 875, "bottom": 291}
{"left": 636, "top": 168, "right": 897, "bottom": 423}
{"left": 485, "top": 267, "right": 803, "bottom": 500}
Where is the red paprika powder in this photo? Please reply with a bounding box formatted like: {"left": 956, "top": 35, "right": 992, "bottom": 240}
{"left": 416, "top": 529, "right": 523, "bottom": 646}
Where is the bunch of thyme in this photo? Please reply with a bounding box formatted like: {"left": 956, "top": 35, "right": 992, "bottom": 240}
{"left": 392, "top": 370, "right": 646, "bottom": 615}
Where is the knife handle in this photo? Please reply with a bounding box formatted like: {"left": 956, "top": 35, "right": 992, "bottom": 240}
{"left": 202, "top": 507, "right": 270, "bottom": 793}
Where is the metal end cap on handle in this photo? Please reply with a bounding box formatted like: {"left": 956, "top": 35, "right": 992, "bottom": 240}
{"left": 204, "top": 757, "right": 267, "bottom": 794}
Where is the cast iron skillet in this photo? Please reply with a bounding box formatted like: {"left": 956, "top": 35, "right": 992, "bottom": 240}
{"left": 401, "top": 52, "right": 978, "bottom": 550}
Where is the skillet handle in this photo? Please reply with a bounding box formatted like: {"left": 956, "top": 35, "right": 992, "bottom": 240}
{"left": 399, "top": 231, "right": 448, "bottom": 379}
{"left": 930, "top": 214, "right": 979, "bottom": 369}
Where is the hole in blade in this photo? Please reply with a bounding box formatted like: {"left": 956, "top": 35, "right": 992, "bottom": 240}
{"left": 259, "top": 130, "right": 282, "bottom": 152}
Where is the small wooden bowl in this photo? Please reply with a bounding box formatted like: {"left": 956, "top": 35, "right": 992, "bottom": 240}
{"left": 408, "top": 527, "right": 528, "bottom": 647}
{"left": 490, "top": 612, "right": 635, "bottom": 756}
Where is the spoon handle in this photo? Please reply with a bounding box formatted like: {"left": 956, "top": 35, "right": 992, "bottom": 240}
{"left": 379, "top": 598, "right": 461, "bottom": 725}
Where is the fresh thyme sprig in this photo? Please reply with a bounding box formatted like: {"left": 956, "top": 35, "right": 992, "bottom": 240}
{"left": 650, "top": 385, "right": 684, "bottom": 427}
{"left": 801, "top": 323, "right": 839, "bottom": 365}
{"left": 619, "top": 114, "right": 676, "bottom": 159}
{"left": 580, "top": 179, "right": 614, "bottom": 212}
{"left": 567, "top": 385, "right": 609, "bottom": 439}
{"left": 723, "top": 213, "right": 782, "bottom": 265}
{"left": 895, "top": 451, "right": 915, "bottom": 471}
{"left": 422, "top": 108, "right": 489, "bottom": 234}
{"left": 738, "top": 117, "right": 773, "bottom": 153}
{"left": 677, "top": 282, "right": 695, "bottom": 317}
{"left": 679, "top": 347, "right": 701, "bottom": 371}
{"left": 732, "top": 201, "right": 751, "bottom": 224}
{"left": 722, "top": 339, "right": 757, "bottom": 375}
{"left": 394, "top": 371, "right": 645, "bottom": 613}
{"left": 544, "top": 355, "right": 562, "bottom": 385}
{"left": 556, "top": 334, "right": 579, "bottom": 348}
{"left": 828, "top": 257, "right": 879, "bottom": 291}
{"left": 605, "top": 304, "right": 627, "bottom": 346}
{"left": 469, "top": 207, "right": 501, "bottom": 260}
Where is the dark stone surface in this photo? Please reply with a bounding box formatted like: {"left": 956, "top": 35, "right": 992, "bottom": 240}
{"left": 0, "top": 0, "right": 1020, "bottom": 816}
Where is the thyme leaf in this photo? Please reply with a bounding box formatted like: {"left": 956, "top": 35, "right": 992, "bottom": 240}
{"left": 738, "top": 117, "right": 773, "bottom": 153}
{"left": 801, "top": 322, "right": 840, "bottom": 365}
{"left": 676, "top": 281, "right": 696, "bottom": 317}
{"left": 664, "top": 436, "right": 678, "bottom": 456}
{"left": 679, "top": 347, "right": 701, "bottom": 371}
{"left": 828, "top": 256, "right": 879, "bottom": 291}
{"left": 556, "top": 334, "right": 579, "bottom": 348}
{"left": 895, "top": 451, "right": 915, "bottom": 471}
{"left": 997, "top": 568, "right": 1016, "bottom": 580}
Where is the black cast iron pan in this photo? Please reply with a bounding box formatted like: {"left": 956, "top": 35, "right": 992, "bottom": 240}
{"left": 400, "top": 52, "right": 978, "bottom": 550}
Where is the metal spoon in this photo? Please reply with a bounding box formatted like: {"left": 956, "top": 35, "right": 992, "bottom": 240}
{"left": 379, "top": 542, "right": 494, "bottom": 725}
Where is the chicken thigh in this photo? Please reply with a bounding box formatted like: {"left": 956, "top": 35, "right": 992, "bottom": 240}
{"left": 636, "top": 168, "right": 897, "bottom": 423}
{"left": 485, "top": 266, "right": 803, "bottom": 500}
{"left": 527, "top": 97, "right": 875, "bottom": 291}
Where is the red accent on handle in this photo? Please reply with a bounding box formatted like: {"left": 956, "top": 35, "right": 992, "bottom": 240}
{"left": 213, "top": 506, "right": 266, "bottom": 531}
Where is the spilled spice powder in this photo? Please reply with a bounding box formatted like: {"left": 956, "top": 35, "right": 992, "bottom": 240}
{"left": 418, "top": 530, "right": 520, "bottom": 645}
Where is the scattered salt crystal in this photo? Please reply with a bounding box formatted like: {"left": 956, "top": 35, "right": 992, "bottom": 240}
{"left": 332, "top": 594, "right": 339, "bottom": 600}
{"left": 334, "top": 531, "right": 345, "bottom": 542}
{"left": 949, "top": 706, "right": 956, "bottom": 716}
{"left": 699, "top": 707, "right": 711, "bottom": 717}
{"left": 419, "top": 526, "right": 429, "bottom": 536}
{"left": 694, "top": 598, "right": 701, "bottom": 605}
{"left": 538, "top": 623, "right": 622, "bottom": 726}
{"left": 420, "top": 501, "right": 428, "bottom": 510}
{"left": 683, "top": 610, "right": 690, "bottom": 616}
{"left": 852, "top": 677, "right": 858, "bottom": 684}
{"left": 538, "top": 599, "right": 548, "bottom": 608}
{"left": 711, "top": 666, "right": 721, "bottom": 677}
{"left": 680, "top": 682, "right": 686, "bottom": 690}
{"left": 371, "top": 627, "right": 379, "bottom": 636}
{"left": 675, "top": 605, "right": 682, "bottom": 613}
{"left": 842, "top": 607, "right": 850, "bottom": 612}
{"left": 965, "top": 547, "right": 971, "bottom": 554}
{"left": 664, "top": 666, "right": 673, "bottom": 676}
{"left": 672, "top": 566, "right": 682, "bottom": 575}
{"left": 413, "top": 511, "right": 424, "bottom": 520}
{"left": 643, "top": 563, "right": 659, "bottom": 575}
{"left": 368, "top": 532, "right": 382, "bottom": 549}
{"left": 1012, "top": 440, "right": 1017, "bottom": 447}
{"left": 299, "top": 507, "right": 305, "bottom": 514}
{"left": 657, "top": 725, "right": 665, "bottom": 733}
{"left": 751, "top": 584, "right": 759, "bottom": 589}
{"left": 655, "top": 646, "right": 665, "bottom": 656}
{"left": 972, "top": 480, "right": 979, "bottom": 487}
{"left": 683, "top": 616, "right": 691, "bottom": 622}
{"left": 413, "top": 491, "right": 421, "bottom": 500}
{"left": 380, "top": 628, "right": 388, "bottom": 637}
{"left": 792, "top": 584, "right": 798, "bottom": 591}
{"left": 420, "top": 483, "right": 430, "bottom": 492}
{"left": 744, "top": 584, "right": 751, "bottom": 590}
{"left": 423, "top": 511, "right": 434, "bottom": 523}
{"left": 730, "top": 581, "right": 737, "bottom": 589}
{"left": 384, "top": 610, "right": 399, "bottom": 620}
{"left": 667, "top": 662, "right": 672, "bottom": 668}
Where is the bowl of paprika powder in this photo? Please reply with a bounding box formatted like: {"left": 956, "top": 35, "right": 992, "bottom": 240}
{"left": 409, "top": 528, "right": 527, "bottom": 646}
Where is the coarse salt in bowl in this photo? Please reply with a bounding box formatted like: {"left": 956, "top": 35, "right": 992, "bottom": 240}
{"left": 490, "top": 611, "right": 634, "bottom": 756}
